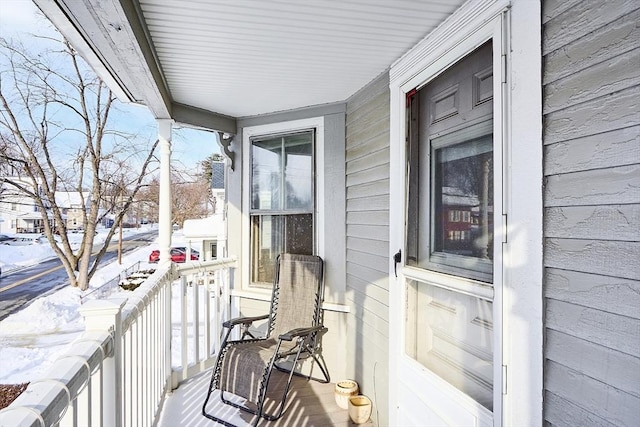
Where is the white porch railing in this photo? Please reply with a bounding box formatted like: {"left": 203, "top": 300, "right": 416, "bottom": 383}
{"left": 0, "top": 257, "right": 236, "bottom": 427}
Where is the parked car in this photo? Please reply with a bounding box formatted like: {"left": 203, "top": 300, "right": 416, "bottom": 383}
{"left": 1, "top": 235, "right": 47, "bottom": 246}
{"left": 148, "top": 247, "right": 199, "bottom": 263}
{"left": 0, "top": 234, "right": 16, "bottom": 244}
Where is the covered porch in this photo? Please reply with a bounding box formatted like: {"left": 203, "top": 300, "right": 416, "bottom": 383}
{"left": 1, "top": 0, "right": 547, "bottom": 426}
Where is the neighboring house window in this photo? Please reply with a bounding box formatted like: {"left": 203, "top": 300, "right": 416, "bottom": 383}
{"left": 249, "top": 130, "right": 314, "bottom": 285}
{"left": 11, "top": 203, "right": 16, "bottom": 211}
{"left": 210, "top": 243, "right": 218, "bottom": 260}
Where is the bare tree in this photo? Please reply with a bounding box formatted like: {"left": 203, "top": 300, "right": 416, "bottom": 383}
{"left": 172, "top": 179, "right": 211, "bottom": 227}
{"left": 0, "top": 35, "right": 158, "bottom": 290}
{"left": 137, "top": 174, "right": 210, "bottom": 228}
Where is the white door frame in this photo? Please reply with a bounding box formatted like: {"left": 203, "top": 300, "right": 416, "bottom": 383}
{"left": 388, "top": 0, "right": 543, "bottom": 425}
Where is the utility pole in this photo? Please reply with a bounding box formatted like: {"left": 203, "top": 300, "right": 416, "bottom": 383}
{"left": 118, "top": 216, "right": 123, "bottom": 265}
{"left": 118, "top": 187, "right": 124, "bottom": 264}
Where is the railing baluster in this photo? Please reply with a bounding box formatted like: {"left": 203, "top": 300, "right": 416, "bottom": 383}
{"left": 203, "top": 277, "right": 212, "bottom": 364}
{"left": 193, "top": 273, "right": 200, "bottom": 364}
{"left": 180, "top": 275, "right": 188, "bottom": 383}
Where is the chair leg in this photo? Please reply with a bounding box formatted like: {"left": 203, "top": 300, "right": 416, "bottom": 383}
{"left": 309, "top": 351, "right": 331, "bottom": 383}
{"left": 274, "top": 344, "right": 331, "bottom": 384}
{"left": 254, "top": 342, "right": 305, "bottom": 426}
{"left": 202, "top": 370, "right": 241, "bottom": 427}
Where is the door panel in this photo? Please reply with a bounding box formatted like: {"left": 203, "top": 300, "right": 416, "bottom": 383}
{"left": 396, "top": 37, "right": 500, "bottom": 426}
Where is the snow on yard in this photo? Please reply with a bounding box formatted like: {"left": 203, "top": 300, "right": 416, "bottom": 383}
{"left": 0, "top": 227, "right": 165, "bottom": 383}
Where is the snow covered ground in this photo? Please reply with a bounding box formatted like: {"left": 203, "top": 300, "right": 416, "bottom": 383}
{"left": 0, "top": 226, "right": 169, "bottom": 384}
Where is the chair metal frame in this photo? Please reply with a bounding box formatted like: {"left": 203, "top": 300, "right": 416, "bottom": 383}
{"left": 202, "top": 254, "right": 330, "bottom": 426}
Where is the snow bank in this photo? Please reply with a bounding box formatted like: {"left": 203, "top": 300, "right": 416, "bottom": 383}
{"left": 0, "top": 226, "right": 158, "bottom": 383}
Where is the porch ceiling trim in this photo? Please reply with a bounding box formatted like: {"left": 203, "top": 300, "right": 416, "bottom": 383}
{"left": 171, "top": 102, "right": 237, "bottom": 135}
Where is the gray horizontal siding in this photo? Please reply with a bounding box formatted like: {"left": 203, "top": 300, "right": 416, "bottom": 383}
{"left": 544, "top": 391, "right": 619, "bottom": 427}
{"left": 546, "top": 298, "right": 640, "bottom": 357}
{"left": 542, "top": 0, "right": 638, "bottom": 54}
{"left": 344, "top": 72, "right": 390, "bottom": 427}
{"left": 544, "top": 126, "right": 640, "bottom": 175}
{"left": 346, "top": 235, "right": 389, "bottom": 255}
{"left": 546, "top": 329, "right": 640, "bottom": 397}
{"left": 347, "top": 193, "right": 389, "bottom": 211}
{"left": 543, "top": 49, "right": 640, "bottom": 114}
{"left": 545, "top": 238, "right": 639, "bottom": 288}
{"left": 543, "top": 1, "right": 640, "bottom": 425}
{"left": 544, "top": 8, "right": 640, "bottom": 85}
{"left": 544, "top": 85, "right": 639, "bottom": 145}
{"left": 544, "top": 164, "right": 639, "bottom": 207}
{"left": 545, "top": 360, "right": 640, "bottom": 427}
{"left": 544, "top": 205, "right": 640, "bottom": 242}
{"left": 346, "top": 164, "right": 390, "bottom": 188}
{"left": 347, "top": 224, "right": 389, "bottom": 245}
{"left": 545, "top": 268, "right": 640, "bottom": 319}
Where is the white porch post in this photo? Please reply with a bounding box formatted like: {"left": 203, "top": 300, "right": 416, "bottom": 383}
{"left": 158, "top": 119, "right": 173, "bottom": 265}
{"left": 78, "top": 299, "right": 126, "bottom": 427}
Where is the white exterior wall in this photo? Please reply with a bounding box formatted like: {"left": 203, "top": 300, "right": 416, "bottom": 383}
{"left": 0, "top": 177, "right": 41, "bottom": 234}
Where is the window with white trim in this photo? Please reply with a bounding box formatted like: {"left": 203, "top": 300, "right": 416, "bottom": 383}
{"left": 249, "top": 130, "right": 315, "bottom": 285}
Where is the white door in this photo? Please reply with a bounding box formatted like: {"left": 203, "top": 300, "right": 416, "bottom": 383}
{"left": 389, "top": 17, "right": 505, "bottom": 426}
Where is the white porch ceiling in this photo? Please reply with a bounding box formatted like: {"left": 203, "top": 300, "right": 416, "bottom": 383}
{"left": 139, "top": 0, "right": 464, "bottom": 118}
{"left": 35, "top": 0, "right": 466, "bottom": 125}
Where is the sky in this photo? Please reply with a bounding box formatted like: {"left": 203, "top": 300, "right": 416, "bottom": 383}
{"left": 0, "top": 0, "right": 221, "bottom": 174}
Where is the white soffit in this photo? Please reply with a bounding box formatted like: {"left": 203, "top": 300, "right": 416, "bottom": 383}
{"left": 138, "top": 0, "right": 465, "bottom": 117}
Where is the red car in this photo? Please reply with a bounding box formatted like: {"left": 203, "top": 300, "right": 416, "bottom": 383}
{"left": 149, "top": 247, "right": 199, "bottom": 263}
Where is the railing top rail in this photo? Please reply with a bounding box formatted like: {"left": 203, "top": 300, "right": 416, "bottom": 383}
{"left": 175, "top": 257, "right": 237, "bottom": 276}
{"left": 0, "top": 330, "right": 112, "bottom": 426}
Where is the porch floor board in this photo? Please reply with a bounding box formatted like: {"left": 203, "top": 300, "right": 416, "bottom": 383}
{"left": 158, "top": 369, "right": 374, "bottom": 426}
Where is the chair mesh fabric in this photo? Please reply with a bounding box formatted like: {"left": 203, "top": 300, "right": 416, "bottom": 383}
{"left": 272, "top": 254, "right": 322, "bottom": 337}
{"left": 216, "top": 254, "right": 323, "bottom": 404}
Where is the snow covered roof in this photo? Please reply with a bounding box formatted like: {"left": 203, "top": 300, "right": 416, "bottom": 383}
{"left": 183, "top": 215, "right": 225, "bottom": 239}
{"left": 54, "top": 191, "right": 91, "bottom": 208}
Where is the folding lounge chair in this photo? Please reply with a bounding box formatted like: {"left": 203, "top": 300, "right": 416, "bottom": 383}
{"left": 202, "top": 253, "right": 330, "bottom": 426}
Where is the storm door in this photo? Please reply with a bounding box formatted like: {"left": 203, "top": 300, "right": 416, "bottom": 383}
{"left": 393, "top": 38, "right": 504, "bottom": 426}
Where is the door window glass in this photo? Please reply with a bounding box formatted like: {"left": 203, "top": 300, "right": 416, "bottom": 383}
{"left": 428, "top": 128, "right": 493, "bottom": 281}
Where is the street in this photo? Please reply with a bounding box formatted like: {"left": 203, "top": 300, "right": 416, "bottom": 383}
{"left": 0, "top": 231, "right": 157, "bottom": 321}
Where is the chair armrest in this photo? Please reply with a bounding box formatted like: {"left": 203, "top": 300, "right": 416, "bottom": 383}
{"left": 223, "top": 314, "right": 269, "bottom": 329}
{"left": 279, "top": 325, "right": 326, "bottom": 341}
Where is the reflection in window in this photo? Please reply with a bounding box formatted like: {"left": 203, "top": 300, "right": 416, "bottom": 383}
{"left": 433, "top": 135, "right": 493, "bottom": 262}
{"left": 407, "top": 124, "right": 494, "bottom": 282}
{"left": 250, "top": 131, "right": 314, "bottom": 285}
{"left": 250, "top": 214, "right": 313, "bottom": 283}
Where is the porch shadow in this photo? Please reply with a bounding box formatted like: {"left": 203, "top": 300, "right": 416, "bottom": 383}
{"left": 159, "top": 369, "right": 373, "bottom": 426}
